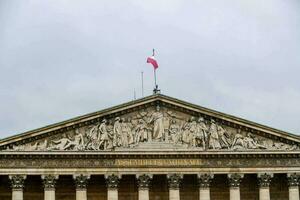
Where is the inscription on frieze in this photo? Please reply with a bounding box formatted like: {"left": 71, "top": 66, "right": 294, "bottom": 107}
{"left": 0, "top": 158, "right": 300, "bottom": 168}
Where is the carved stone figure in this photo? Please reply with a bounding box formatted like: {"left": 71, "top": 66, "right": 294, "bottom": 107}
{"left": 231, "top": 129, "right": 245, "bottom": 150}
{"left": 120, "top": 118, "right": 129, "bottom": 148}
{"left": 99, "top": 119, "right": 110, "bottom": 150}
{"left": 195, "top": 117, "right": 208, "bottom": 149}
{"left": 218, "top": 125, "right": 231, "bottom": 149}
{"left": 243, "top": 133, "right": 266, "bottom": 149}
{"left": 169, "top": 119, "right": 181, "bottom": 144}
{"left": 148, "top": 105, "right": 164, "bottom": 141}
{"left": 135, "top": 119, "right": 149, "bottom": 144}
{"left": 208, "top": 119, "right": 221, "bottom": 149}
{"left": 182, "top": 117, "right": 197, "bottom": 146}
{"left": 113, "top": 117, "right": 122, "bottom": 147}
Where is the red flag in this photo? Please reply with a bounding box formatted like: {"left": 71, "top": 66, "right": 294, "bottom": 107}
{"left": 147, "top": 56, "right": 159, "bottom": 69}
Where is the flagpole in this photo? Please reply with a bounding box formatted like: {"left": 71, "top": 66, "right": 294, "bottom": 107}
{"left": 141, "top": 71, "right": 144, "bottom": 97}
{"left": 154, "top": 68, "right": 157, "bottom": 89}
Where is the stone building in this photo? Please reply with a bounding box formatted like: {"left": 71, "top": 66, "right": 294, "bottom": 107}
{"left": 0, "top": 94, "right": 299, "bottom": 200}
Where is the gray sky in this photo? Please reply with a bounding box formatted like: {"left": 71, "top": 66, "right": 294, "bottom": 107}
{"left": 0, "top": 0, "right": 300, "bottom": 138}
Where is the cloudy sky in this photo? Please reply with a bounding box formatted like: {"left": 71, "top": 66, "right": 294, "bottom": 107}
{"left": 0, "top": 0, "right": 299, "bottom": 138}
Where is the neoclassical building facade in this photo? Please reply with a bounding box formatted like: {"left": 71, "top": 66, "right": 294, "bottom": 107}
{"left": 0, "top": 94, "right": 299, "bottom": 200}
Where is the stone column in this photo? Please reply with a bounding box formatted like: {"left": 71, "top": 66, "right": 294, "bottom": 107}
{"left": 9, "top": 175, "right": 26, "bottom": 200}
{"left": 73, "top": 174, "right": 90, "bottom": 200}
{"left": 105, "top": 174, "right": 120, "bottom": 200}
{"left": 258, "top": 173, "right": 273, "bottom": 200}
{"left": 167, "top": 174, "right": 183, "bottom": 200}
{"left": 197, "top": 174, "right": 213, "bottom": 200}
{"left": 228, "top": 174, "right": 243, "bottom": 200}
{"left": 287, "top": 173, "right": 300, "bottom": 200}
{"left": 137, "top": 174, "right": 152, "bottom": 200}
{"left": 42, "top": 175, "right": 58, "bottom": 200}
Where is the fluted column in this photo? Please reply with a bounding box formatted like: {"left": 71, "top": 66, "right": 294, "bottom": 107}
{"left": 73, "top": 174, "right": 90, "bottom": 200}
{"left": 137, "top": 174, "right": 152, "bottom": 200}
{"left": 9, "top": 175, "right": 26, "bottom": 200}
{"left": 167, "top": 174, "right": 183, "bottom": 200}
{"left": 228, "top": 174, "right": 243, "bottom": 200}
{"left": 105, "top": 174, "right": 120, "bottom": 200}
{"left": 198, "top": 174, "right": 213, "bottom": 200}
{"left": 42, "top": 175, "right": 58, "bottom": 200}
{"left": 287, "top": 173, "right": 300, "bottom": 200}
{"left": 258, "top": 173, "right": 272, "bottom": 200}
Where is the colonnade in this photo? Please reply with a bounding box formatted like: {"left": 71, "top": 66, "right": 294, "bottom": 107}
{"left": 7, "top": 173, "right": 300, "bottom": 200}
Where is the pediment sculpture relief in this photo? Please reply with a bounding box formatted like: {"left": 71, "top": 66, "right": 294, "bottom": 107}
{"left": 6, "top": 106, "right": 299, "bottom": 151}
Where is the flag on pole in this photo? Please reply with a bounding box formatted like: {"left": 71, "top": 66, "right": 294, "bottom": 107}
{"left": 147, "top": 50, "right": 159, "bottom": 69}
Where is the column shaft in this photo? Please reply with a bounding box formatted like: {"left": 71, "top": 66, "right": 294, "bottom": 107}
{"left": 76, "top": 190, "right": 87, "bottom": 200}
{"left": 259, "top": 188, "right": 270, "bottom": 200}
{"left": 229, "top": 188, "right": 240, "bottom": 200}
{"left": 199, "top": 188, "right": 210, "bottom": 200}
{"left": 108, "top": 189, "right": 118, "bottom": 200}
{"left": 138, "top": 190, "right": 149, "bottom": 200}
{"left": 12, "top": 190, "right": 23, "bottom": 200}
{"left": 289, "top": 187, "right": 299, "bottom": 200}
{"left": 44, "top": 190, "right": 55, "bottom": 200}
{"left": 169, "top": 189, "right": 180, "bottom": 200}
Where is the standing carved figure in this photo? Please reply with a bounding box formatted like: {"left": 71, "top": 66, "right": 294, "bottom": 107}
{"left": 208, "top": 119, "right": 221, "bottom": 149}
{"left": 148, "top": 105, "right": 164, "bottom": 141}
{"left": 135, "top": 119, "right": 148, "bottom": 144}
{"left": 169, "top": 119, "right": 181, "bottom": 144}
{"left": 113, "top": 117, "right": 122, "bottom": 147}
{"left": 196, "top": 117, "right": 208, "bottom": 149}
{"left": 120, "top": 118, "right": 129, "bottom": 148}
{"left": 99, "top": 119, "right": 110, "bottom": 150}
{"left": 217, "top": 125, "right": 230, "bottom": 149}
{"left": 127, "top": 118, "right": 135, "bottom": 145}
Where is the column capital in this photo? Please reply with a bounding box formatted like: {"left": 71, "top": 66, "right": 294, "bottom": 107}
{"left": 228, "top": 173, "right": 243, "bottom": 188}
{"left": 9, "top": 175, "right": 27, "bottom": 190}
{"left": 42, "top": 175, "right": 59, "bottom": 190}
{"left": 287, "top": 173, "right": 300, "bottom": 187}
{"left": 257, "top": 173, "right": 273, "bottom": 188}
{"left": 73, "top": 174, "right": 90, "bottom": 190}
{"left": 136, "top": 174, "right": 152, "bottom": 190}
{"left": 197, "top": 173, "right": 214, "bottom": 189}
{"left": 167, "top": 174, "right": 183, "bottom": 190}
{"left": 105, "top": 174, "right": 120, "bottom": 189}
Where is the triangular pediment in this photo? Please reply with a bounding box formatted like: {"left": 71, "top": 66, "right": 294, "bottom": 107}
{"left": 1, "top": 94, "right": 299, "bottom": 152}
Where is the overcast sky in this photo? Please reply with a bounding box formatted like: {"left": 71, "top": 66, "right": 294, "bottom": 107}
{"left": 0, "top": 0, "right": 299, "bottom": 138}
